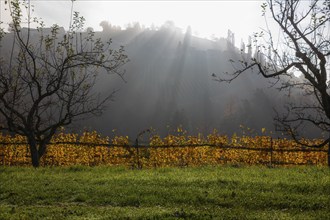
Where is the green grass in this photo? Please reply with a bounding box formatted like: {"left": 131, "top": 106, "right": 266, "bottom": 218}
{"left": 0, "top": 165, "right": 329, "bottom": 219}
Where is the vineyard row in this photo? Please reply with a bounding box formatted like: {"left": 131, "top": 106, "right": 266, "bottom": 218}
{"left": 0, "top": 131, "right": 328, "bottom": 167}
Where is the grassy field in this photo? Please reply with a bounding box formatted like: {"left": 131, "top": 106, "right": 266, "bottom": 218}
{"left": 0, "top": 166, "right": 329, "bottom": 219}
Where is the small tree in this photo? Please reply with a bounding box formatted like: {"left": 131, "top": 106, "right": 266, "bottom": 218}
{"left": 0, "top": 0, "right": 129, "bottom": 167}
{"left": 213, "top": 0, "right": 330, "bottom": 165}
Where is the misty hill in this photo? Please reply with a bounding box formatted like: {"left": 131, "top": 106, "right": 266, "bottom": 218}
{"left": 80, "top": 24, "right": 291, "bottom": 138}
{"left": 0, "top": 24, "right": 301, "bottom": 138}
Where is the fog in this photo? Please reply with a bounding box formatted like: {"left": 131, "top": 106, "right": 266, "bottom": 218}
{"left": 0, "top": 22, "right": 310, "bottom": 139}
{"left": 75, "top": 23, "right": 287, "bottom": 138}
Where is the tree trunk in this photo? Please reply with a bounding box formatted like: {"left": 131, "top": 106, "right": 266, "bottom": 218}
{"left": 28, "top": 137, "right": 40, "bottom": 167}
{"left": 328, "top": 141, "right": 330, "bottom": 168}
{"left": 29, "top": 143, "right": 40, "bottom": 167}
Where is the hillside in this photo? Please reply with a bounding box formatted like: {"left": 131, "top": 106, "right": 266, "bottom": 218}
{"left": 0, "top": 24, "right": 298, "bottom": 138}
{"left": 83, "top": 25, "right": 286, "bottom": 137}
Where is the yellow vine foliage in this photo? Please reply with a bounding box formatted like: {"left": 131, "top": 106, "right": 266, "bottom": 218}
{"left": 0, "top": 131, "right": 328, "bottom": 167}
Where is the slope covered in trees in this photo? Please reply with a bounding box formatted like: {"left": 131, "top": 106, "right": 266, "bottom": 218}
{"left": 0, "top": 22, "right": 308, "bottom": 138}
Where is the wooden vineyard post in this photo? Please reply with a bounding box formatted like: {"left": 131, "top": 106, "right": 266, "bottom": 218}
{"left": 134, "top": 138, "right": 141, "bottom": 169}
{"left": 269, "top": 137, "right": 273, "bottom": 167}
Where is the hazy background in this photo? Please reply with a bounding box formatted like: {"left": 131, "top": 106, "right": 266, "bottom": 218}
{"left": 0, "top": 1, "right": 310, "bottom": 138}
{"left": 0, "top": 0, "right": 270, "bottom": 47}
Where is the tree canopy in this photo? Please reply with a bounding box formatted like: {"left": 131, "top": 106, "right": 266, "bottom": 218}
{"left": 214, "top": 0, "right": 329, "bottom": 148}
{"left": 0, "top": 0, "right": 129, "bottom": 166}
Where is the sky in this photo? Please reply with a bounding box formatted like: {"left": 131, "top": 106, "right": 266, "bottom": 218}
{"left": 0, "top": 0, "right": 268, "bottom": 46}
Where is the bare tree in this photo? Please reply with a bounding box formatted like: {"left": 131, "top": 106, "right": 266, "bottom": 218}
{"left": 0, "top": 0, "right": 129, "bottom": 167}
{"left": 213, "top": 0, "right": 330, "bottom": 165}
